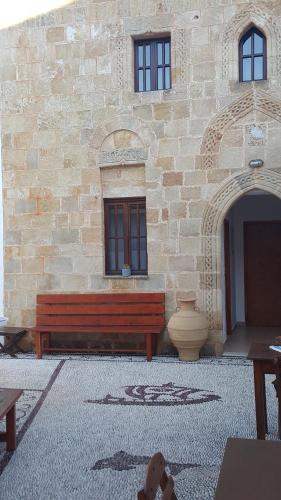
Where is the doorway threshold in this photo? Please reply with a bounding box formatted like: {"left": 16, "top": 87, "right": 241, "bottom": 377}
{"left": 223, "top": 325, "right": 281, "bottom": 356}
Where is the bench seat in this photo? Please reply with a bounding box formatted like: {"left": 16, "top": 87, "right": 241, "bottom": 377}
{"left": 31, "top": 293, "right": 165, "bottom": 361}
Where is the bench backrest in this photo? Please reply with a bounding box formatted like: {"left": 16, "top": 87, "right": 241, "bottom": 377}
{"left": 36, "top": 293, "right": 165, "bottom": 328}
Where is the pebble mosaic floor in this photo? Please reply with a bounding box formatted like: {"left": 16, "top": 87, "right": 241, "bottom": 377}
{"left": 0, "top": 354, "right": 278, "bottom": 499}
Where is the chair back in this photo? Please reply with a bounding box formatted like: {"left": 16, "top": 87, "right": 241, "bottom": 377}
{"left": 137, "top": 452, "right": 177, "bottom": 500}
{"left": 273, "top": 357, "right": 281, "bottom": 398}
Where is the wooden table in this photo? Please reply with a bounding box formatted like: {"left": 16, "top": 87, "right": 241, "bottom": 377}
{"left": 0, "top": 388, "right": 23, "bottom": 451}
{"left": 0, "top": 327, "right": 26, "bottom": 357}
{"left": 247, "top": 342, "right": 281, "bottom": 440}
{"left": 215, "top": 437, "right": 281, "bottom": 499}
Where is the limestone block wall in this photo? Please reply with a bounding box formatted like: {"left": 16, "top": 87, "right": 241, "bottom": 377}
{"left": 1, "top": 0, "right": 281, "bottom": 353}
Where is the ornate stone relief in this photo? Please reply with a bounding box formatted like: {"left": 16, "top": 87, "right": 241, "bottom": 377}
{"left": 201, "top": 169, "right": 281, "bottom": 331}
{"left": 246, "top": 124, "right": 266, "bottom": 146}
{"left": 200, "top": 89, "right": 281, "bottom": 169}
{"left": 98, "top": 148, "right": 148, "bottom": 166}
{"left": 174, "top": 29, "right": 187, "bottom": 85}
{"left": 222, "top": 3, "right": 281, "bottom": 79}
{"left": 111, "top": 36, "right": 128, "bottom": 89}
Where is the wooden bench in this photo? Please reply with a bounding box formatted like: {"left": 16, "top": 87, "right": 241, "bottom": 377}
{"left": 32, "top": 293, "right": 165, "bottom": 361}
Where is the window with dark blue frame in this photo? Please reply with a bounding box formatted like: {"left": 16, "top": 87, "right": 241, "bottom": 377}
{"left": 239, "top": 27, "right": 267, "bottom": 82}
{"left": 104, "top": 198, "right": 147, "bottom": 276}
{"left": 135, "top": 38, "right": 171, "bottom": 92}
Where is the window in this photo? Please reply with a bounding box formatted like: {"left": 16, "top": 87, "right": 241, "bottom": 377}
{"left": 239, "top": 27, "right": 266, "bottom": 82}
{"left": 104, "top": 198, "right": 147, "bottom": 275}
{"left": 135, "top": 38, "right": 171, "bottom": 92}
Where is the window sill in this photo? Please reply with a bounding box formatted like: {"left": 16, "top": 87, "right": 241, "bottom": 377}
{"left": 234, "top": 79, "right": 269, "bottom": 88}
{"left": 136, "top": 88, "right": 172, "bottom": 93}
{"left": 103, "top": 275, "right": 149, "bottom": 280}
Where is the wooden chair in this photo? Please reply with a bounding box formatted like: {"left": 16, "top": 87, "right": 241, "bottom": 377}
{"left": 138, "top": 452, "right": 177, "bottom": 500}
{"left": 272, "top": 357, "right": 281, "bottom": 439}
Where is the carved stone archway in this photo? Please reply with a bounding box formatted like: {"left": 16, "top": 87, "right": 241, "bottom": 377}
{"left": 201, "top": 168, "right": 281, "bottom": 355}
{"left": 199, "top": 89, "right": 281, "bottom": 169}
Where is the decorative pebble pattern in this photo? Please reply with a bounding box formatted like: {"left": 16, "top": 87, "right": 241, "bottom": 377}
{"left": 0, "top": 355, "right": 278, "bottom": 499}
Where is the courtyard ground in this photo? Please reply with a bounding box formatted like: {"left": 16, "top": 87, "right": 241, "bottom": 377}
{"left": 0, "top": 354, "right": 278, "bottom": 499}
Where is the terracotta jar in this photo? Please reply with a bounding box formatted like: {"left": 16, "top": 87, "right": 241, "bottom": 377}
{"left": 167, "top": 299, "right": 208, "bottom": 361}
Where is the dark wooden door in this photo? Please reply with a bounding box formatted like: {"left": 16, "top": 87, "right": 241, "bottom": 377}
{"left": 244, "top": 221, "right": 281, "bottom": 326}
{"left": 224, "top": 220, "right": 232, "bottom": 335}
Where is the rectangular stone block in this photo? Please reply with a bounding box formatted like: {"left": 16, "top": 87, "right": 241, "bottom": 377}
{"left": 62, "top": 197, "right": 79, "bottom": 212}
{"left": 179, "top": 237, "right": 201, "bottom": 255}
{"left": 158, "top": 138, "right": 179, "bottom": 156}
{"left": 22, "top": 257, "right": 44, "bottom": 274}
{"left": 148, "top": 255, "right": 168, "bottom": 272}
{"left": 191, "top": 27, "right": 209, "bottom": 46}
{"left": 191, "top": 99, "right": 216, "bottom": 118}
{"left": 189, "top": 201, "right": 207, "bottom": 218}
{"left": 155, "top": 157, "right": 174, "bottom": 170}
{"left": 45, "top": 257, "right": 73, "bottom": 273}
{"left": 5, "top": 231, "right": 22, "bottom": 245}
{"left": 52, "top": 229, "right": 79, "bottom": 244}
{"left": 168, "top": 256, "right": 195, "bottom": 272}
{"left": 163, "top": 172, "right": 183, "bottom": 186}
{"left": 47, "top": 27, "right": 65, "bottom": 43}
{"left": 177, "top": 272, "right": 199, "bottom": 289}
{"left": 136, "top": 274, "right": 165, "bottom": 290}
{"left": 193, "top": 62, "right": 216, "bottom": 81}
{"left": 180, "top": 219, "right": 201, "bottom": 237}
{"left": 73, "top": 257, "right": 95, "bottom": 273}
{"left": 154, "top": 103, "right": 172, "bottom": 120}
{"left": 15, "top": 275, "right": 37, "bottom": 290}
{"left": 38, "top": 199, "right": 60, "bottom": 213}
{"left": 22, "top": 229, "right": 51, "bottom": 245}
{"left": 0, "top": 64, "right": 16, "bottom": 81}
{"left": 181, "top": 187, "right": 201, "bottom": 200}
{"left": 35, "top": 246, "right": 58, "bottom": 257}
{"left": 26, "top": 150, "right": 38, "bottom": 169}
{"left": 112, "top": 279, "right": 136, "bottom": 290}
{"left": 15, "top": 199, "right": 37, "bottom": 214}
{"left": 59, "top": 274, "right": 88, "bottom": 291}
{"left": 5, "top": 258, "right": 21, "bottom": 274}
{"left": 170, "top": 202, "right": 187, "bottom": 218}
{"left": 179, "top": 137, "right": 201, "bottom": 155}
{"left": 89, "top": 275, "right": 110, "bottom": 290}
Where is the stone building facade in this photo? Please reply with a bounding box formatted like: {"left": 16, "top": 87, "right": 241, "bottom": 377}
{"left": 1, "top": 0, "right": 281, "bottom": 354}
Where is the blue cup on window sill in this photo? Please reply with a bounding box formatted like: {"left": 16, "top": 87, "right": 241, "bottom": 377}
{"left": 122, "top": 265, "right": 131, "bottom": 277}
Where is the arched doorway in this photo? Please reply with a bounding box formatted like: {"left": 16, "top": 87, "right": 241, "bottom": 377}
{"left": 223, "top": 190, "right": 281, "bottom": 353}
{"left": 201, "top": 169, "right": 281, "bottom": 356}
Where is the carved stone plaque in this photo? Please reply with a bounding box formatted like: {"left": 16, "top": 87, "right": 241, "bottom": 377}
{"left": 98, "top": 148, "right": 148, "bottom": 166}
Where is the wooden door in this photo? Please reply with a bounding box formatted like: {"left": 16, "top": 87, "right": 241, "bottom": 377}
{"left": 224, "top": 220, "right": 232, "bottom": 335}
{"left": 244, "top": 221, "right": 281, "bottom": 326}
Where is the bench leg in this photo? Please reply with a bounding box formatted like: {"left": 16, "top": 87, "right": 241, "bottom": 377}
{"left": 35, "top": 332, "right": 43, "bottom": 359}
{"left": 44, "top": 333, "right": 50, "bottom": 350}
{"left": 6, "top": 405, "right": 16, "bottom": 451}
{"left": 145, "top": 334, "right": 153, "bottom": 362}
{"left": 153, "top": 334, "right": 158, "bottom": 355}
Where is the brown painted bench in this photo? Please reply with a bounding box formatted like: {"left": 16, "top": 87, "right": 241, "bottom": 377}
{"left": 32, "top": 293, "right": 165, "bottom": 361}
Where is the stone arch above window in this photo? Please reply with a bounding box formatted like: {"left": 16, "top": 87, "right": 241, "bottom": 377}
{"left": 221, "top": 3, "right": 281, "bottom": 81}
{"left": 101, "top": 129, "right": 143, "bottom": 151}
{"left": 97, "top": 117, "right": 156, "bottom": 167}
{"left": 98, "top": 128, "right": 148, "bottom": 167}
{"left": 199, "top": 89, "right": 281, "bottom": 169}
